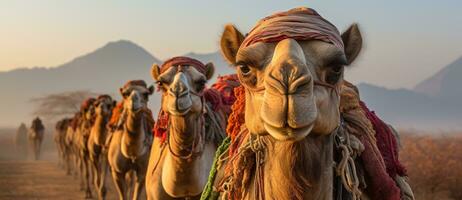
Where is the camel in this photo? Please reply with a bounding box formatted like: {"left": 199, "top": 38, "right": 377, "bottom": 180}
{"left": 203, "top": 7, "right": 415, "bottom": 200}
{"left": 76, "top": 97, "right": 97, "bottom": 198}
{"left": 15, "top": 123, "right": 28, "bottom": 158}
{"left": 145, "top": 57, "right": 228, "bottom": 200}
{"left": 88, "top": 95, "right": 116, "bottom": 200}
{"left": 64, "top": 113, "right": 81, "bottom": 176}
{"left": 55, "top": 118, "right": 71, "bottom": 167}
{"left": 28, "top": 117, "right": 45, "bottom": 160}
{"left": 107, "top": 80, "right": 154, "bottom": 200}
{"left": 207, "top": 7, "right": 364, "bottom": 200}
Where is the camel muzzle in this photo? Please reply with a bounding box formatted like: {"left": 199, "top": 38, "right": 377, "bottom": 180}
{"left": 259, "top": 39, "right": 318, "bottom": 141}
{"left": 167, "top": 72, "right": 193, "bottom": 116}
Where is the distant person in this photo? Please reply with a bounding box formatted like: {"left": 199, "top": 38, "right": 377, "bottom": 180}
{"left": 29, "top": 117, "right": 45, "bottom": 160}
{"left": 15, "top": 123, "right": 28, "bottom": 158}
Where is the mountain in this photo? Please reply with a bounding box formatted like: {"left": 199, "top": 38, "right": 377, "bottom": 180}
{"left": 358, "top": 56, "right": 462, "bottom": 130}
{"left": 358, "top": 83, "right": 462, "bottom": 129}
{"left": 0, "top": 40, "right": 161, "bottom": 127}
{"left": 0, "top": 40, "right": 236, "bottom": 127}
{"left": 414, "top": 56, "right": 462, "bottom": 100}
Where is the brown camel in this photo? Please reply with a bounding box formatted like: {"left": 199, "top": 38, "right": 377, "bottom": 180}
{"left": 15, "top": 123, "right": 28, "bottom": 158}
{"left": 76, "top": 98, "right": 97, "bottom": 198}
{"left": 107, "top": 80, "right": 154, "bottom": 200}
{"left": 210, "top": 7, "right": 367, "bottom": 200}
{"left": 55, "top": 118, "right": 71, "bottom": 167}
{"left": 145, "top": 57, "right": 227, "bottom": 200}
{"left": 88, "top": 95, "right": 116, "bottom": 200}
{"left": 64, "top": 113, "right": 81, "bottom": 176}
{"left": 28, "top": 117, "right": 45, "bottom": 160}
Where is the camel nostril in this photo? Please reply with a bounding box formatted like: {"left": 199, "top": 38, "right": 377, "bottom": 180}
{"left": 266, "top": 73, "right": 288, "bottom": 94}
{"left": 169, "top": 87, "right": 189, "bottom": 98}
{"left": 288, "top": 75, "right": 312, "bottom": 94}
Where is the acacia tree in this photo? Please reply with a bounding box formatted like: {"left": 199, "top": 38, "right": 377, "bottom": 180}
{"left": 30, "top": 90, "right": 97, "bottom": 121}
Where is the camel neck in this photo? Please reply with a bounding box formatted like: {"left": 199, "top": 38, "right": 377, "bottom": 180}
{"left": 125, "top": 111, "right": 144, "bottom": 137}
{"left": 121, "top": 110, "right": 149, "bottom": 159}
{"left": 259, "top": 134, "right": 334, "bottom": 200}
{"left": 93, "top": 113, "right": 109, "bottom": 145}
{"left": 167, "top": 113, "right": 203, "bottom": 159}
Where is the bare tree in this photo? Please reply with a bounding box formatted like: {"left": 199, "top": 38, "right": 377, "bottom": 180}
{"left": 30, "top": 90, "right": 98, "bottom": 121}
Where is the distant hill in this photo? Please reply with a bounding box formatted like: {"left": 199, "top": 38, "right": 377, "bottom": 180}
{"left": 358, "top": 56, "right": 462, "bottom": 130}
{"left": 414, "top": 56, "right": 462, "bottom": 100}
{"left": 358, "top": 83, "right": 462, "bottom": 130}
{"left": 0, "top": 40, "right": 160, "bottom": 127}
{"left": 0, "top": 40, "right": 235, "bottom": 127}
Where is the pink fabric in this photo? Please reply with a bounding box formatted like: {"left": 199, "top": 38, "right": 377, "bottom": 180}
{"left": 241, "top": 7, "right": 344, "bottom": 51}
{"left": 360, "top": 101, "right": 407, "bottom": 177}
{"left": 211, "top": 74, "right": 241, "bottom": 115}
{"left": 358, "top": 134, "right": 401, "bottom": 200}
{"left": 203, "top": 88, "right": 223, "bottom": 112}
{"left": 359, "top": 101, "right": 405, "bottom": 200}
{"left": 160, "top": 56, "right": 207, "bottom": 75}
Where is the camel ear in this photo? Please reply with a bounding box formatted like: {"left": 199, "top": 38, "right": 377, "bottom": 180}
{"left": 220, "top": 24, "right": 245, "bottom": 65}
{"left": 341, "top": 23, "right": 363, "bottom": 65}
{"left": 205, "top": 62, "right": 215, "bottom": 80}
{"left": 148, "top": 85, "right": 155, "bottom": 95}
{"left": 151, "top": 64, "right": 161, "bottom": 81}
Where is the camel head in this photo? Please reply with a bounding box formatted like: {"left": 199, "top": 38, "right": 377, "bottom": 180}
{"left": 220, "top": 7, "right": 362, "bottom": 141}
{"left": 81, "top": 98, "right": 96, "bottom": 122}
{"left": 94, "top": 95, "right": 116, "bottom": 118}
{"left": 119, "top": 80, "right": 154, "bottom": 114}
{"left": 151, "top": 57, "right": 214, "bottom": 116}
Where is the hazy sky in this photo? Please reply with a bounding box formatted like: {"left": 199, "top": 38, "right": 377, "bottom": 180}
{"left": 1, "top": 0, "right": 461, "bottom": 89}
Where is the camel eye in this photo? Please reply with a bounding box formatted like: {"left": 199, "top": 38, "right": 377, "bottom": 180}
{"left": 143, "top": 92, "right": 149, "bottom": 99}
{"left": 326, "top": 65, "right": 343, "bottom": 85}
{"left": 239, "top": 65, "right": 251, "bottom": 76}
{"left": 196, "top": 79, "right": 206, "bottom": 91}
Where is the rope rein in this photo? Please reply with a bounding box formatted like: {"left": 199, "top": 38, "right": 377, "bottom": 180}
{"left": 250, "top": 134, "right": 266, "bottom": 200}
{"left": 334, "top": 118, "right": 362, "bottom": 200}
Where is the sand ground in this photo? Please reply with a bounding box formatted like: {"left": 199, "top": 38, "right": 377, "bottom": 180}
{"left": 0, "top": 129, "right": 123, "bottom": 200}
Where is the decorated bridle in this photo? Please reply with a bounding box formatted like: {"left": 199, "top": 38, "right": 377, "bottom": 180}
{"left": 155, "top": 57, "right": 209, "bottom": 160}
{"left": 166, "top": 65, "right": 206, "bottom": 160}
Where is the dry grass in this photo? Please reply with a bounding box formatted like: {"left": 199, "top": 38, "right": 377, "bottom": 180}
{"left": 400, "top": 131, "right": 462, "bottom": 200}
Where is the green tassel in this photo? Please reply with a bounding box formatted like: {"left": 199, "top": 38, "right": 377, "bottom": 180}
{"left": 201, "top": 136, "right": 231, "bottom": 200}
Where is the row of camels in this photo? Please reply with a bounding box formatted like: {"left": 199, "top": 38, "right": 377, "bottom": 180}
{"left": 51, "top": 7, "right": 414, "bottom": 200}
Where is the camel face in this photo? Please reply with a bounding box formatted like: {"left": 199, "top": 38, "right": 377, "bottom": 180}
{"left": 220, "top": 24, "right": 362, "bottom": 141}
{"left": 94, "top": 96, "right": 114, "bottom": 117}
{"left": 120, "top": 85, "right": 153, "bottom": 112}
{"left": 155, "top": 65, "right": 211, "bottom": 116}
